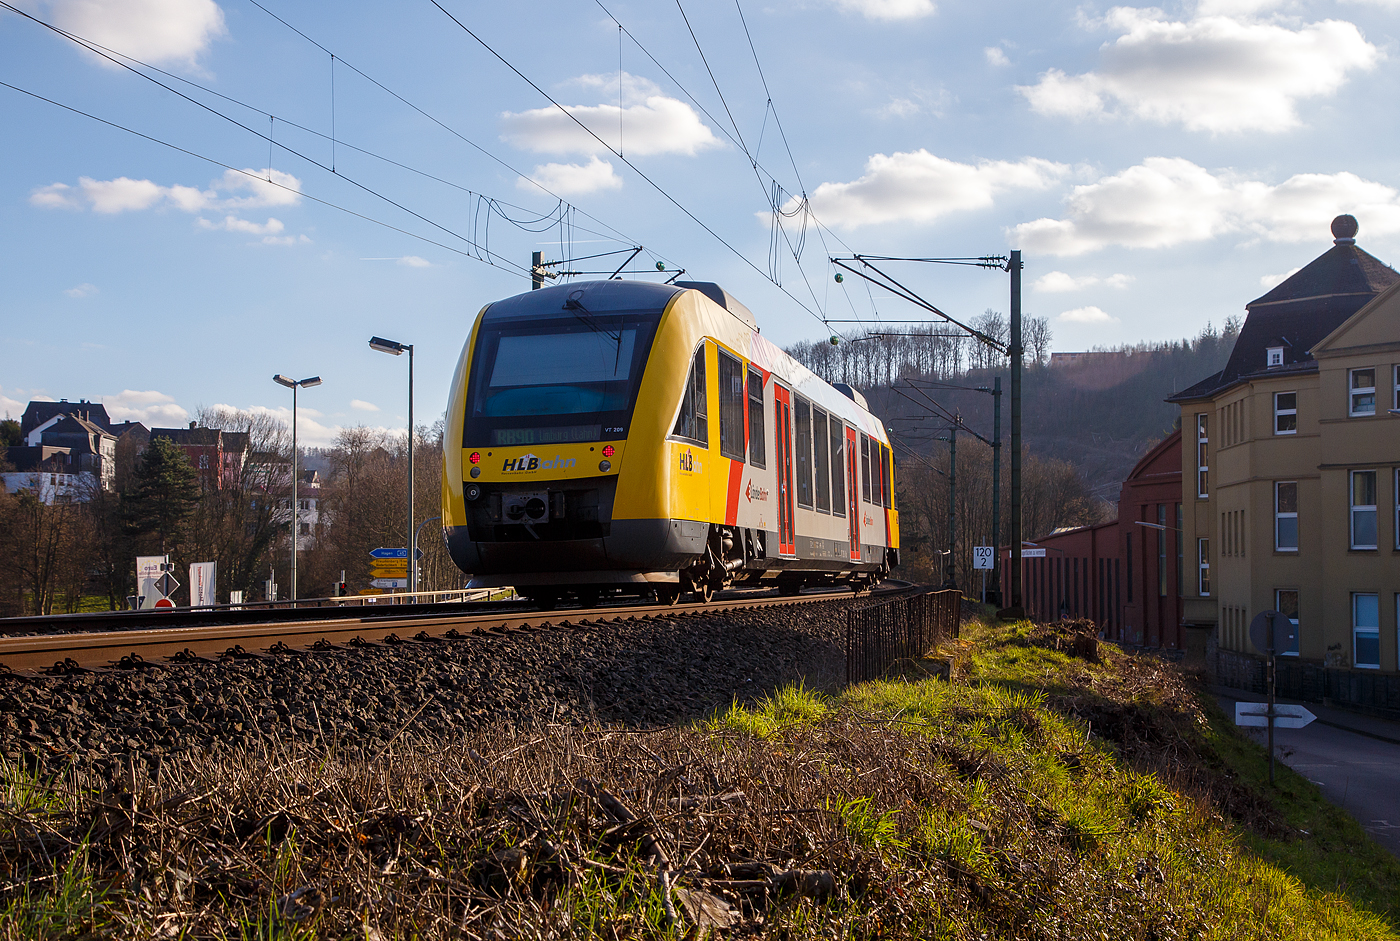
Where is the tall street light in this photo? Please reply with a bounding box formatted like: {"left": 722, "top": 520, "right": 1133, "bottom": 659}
{"left": 369, "top": 336, "right": 416, "bottom": 597}
{"left": 272, "top": 373, "right": 322, "bottom": 602}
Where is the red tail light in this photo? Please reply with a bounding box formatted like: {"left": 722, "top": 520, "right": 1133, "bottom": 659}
{"left": 602, "top": 445, "right": 615, "bottom": 457}
{"left": 469, "top": 452, "right": 481, "bottom": 464}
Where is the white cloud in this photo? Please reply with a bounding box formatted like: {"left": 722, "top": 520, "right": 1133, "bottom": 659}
{"left": 500, "top": 72, "right": 721, "bottom": 158}
{"left": 0, "top": 388, "right": 25, "bottom": 418}
{"left": 350, "top": 399, "right": 380, "bottom": 412}
{"left": 29, "top": 182, "right": 80, "bottom": 209}
{"left": 799, "top": 150, "right": 1069, "bottom": 228}
{"left": 214, "top": 403, "right": 386, "bottom": 449}
{"left": 518, "top": 156, "right": 623, "bottom": 196}
{"left": 199, "top": 215, "right": 284, "bottom": 236}
{"left": 1013, "top": 157, "right": 1400, "bottom": 256}
{"left": 1033, "top": 271, "right": 1134, "bottom": 292}
{"left": 259, "top": 234, "right": 311, "bottom": 246}
{"left": 832, "top": 0, "right": 936, "bottom": 19}
{"left": 33, "top": 0, "right": 226, "bottom": 70}
{"left": 876, "top": 98, "right": 921, "bottom": 118}
{"left": 1018, "top": 9, "right": 1379, "bottom": 133}
{"left": 1058, "top": 306, "right": 1118, "bottom": 324}
{"left": 1260, "top": 266, "right": 1301, "bottom": 289}
{"left": 217, "top": 168, "right": 303, "bottom": 208}
{"left": 80, "top": 176, "right": 168, "bottom": 213}
{"left": 64, "top": 282, "right": 98, "bottom": 298}
{"left": 360, "top": 256, "right": 432, "bottom": 267}
{"left": 100, "top": 390, "right": 189, "bottom": 426}
{"left": 984, "top": 46, "right": 1009, "bottom": 66}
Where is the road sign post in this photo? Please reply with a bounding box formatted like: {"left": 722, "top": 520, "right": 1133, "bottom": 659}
{"left": 972, "top": 547, "right": 993, "bottom": 604}
{"left": 1247, "top": 610, "right": 1294, "bottom": 785}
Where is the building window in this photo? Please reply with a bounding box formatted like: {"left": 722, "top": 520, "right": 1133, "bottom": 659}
{"left": 1175, "top": 504, "right": 1184, "bottom": 597}
{"left": 717, "top": 350, "right": 745, "bottom": 462}
{"left": 198, "top": 454, "right": 209, "bottom": 469}
{"left": 299, "top": 522, "right": 310, "bottom": 535}
{"left": 1276, "top": 590, "right": 1300, "bottom": 656}
{"left": 1350, "top": 367, "right": 1376, "bottom": 416}
{"left": 1396, "top": 469, "right": 1400, "bottom": 551}
{"left": 1275, "top": 481, "right": 1298, "bottom": 551}
{"left": 1394, "top": 365, "right": 1400, "bottom": 412}
{"left": 813, "top": 407, "right": 831, "bottom": 512}
{"left": 1157, "top": 504, "right": 1167, "bottom": 598}
{"left": 1274, "top": 392, "right": 1296, "bottom": 435}
{"left": 1267, "top": 346, "right": 1283, "bottom": 367}
{"left": 1351, "top": 470, "right": 1378, "bottom": 549}
{"left": 1354, "top": 592, "right": 1380, "bottom": 669}
{"left": 747, "top": 365, "right": 765, "bottom": 468}
{"left": 1198, "top": 538, "right": 1211, "bottom": 596}
{"left": 795, "top": 397, "right": 812, "bottom": 508}
{"left": 829, "top": 419, "right": 846, "bottom": 518}
{"left": 1196, "top": 413, "right": 1209, "bottom": 497}
{"left": 671, "top": 345, "right": 708, "bottom": 445}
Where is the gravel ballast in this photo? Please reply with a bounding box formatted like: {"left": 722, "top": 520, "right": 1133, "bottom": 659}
{"left": 0, "top": 599, "right": 853, "bottom": 775}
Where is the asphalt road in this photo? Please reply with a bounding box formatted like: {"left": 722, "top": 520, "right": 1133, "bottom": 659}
{"left": 1216, "top": 689, "right": 1400, "bottom": 858}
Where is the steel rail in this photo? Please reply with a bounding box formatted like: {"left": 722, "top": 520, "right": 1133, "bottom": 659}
{"left": 0, "top": 585, "right": 905, "bottom": 676}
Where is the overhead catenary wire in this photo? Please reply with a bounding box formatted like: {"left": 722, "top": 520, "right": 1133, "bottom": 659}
{"left": 427, "top": 0, "right": 832, "bottom": 329}
{"left": 0, "top": 79, "right": 532, "bottom": 275}
{"left": 3, "top": 0, "right": 677, "bottom": 278}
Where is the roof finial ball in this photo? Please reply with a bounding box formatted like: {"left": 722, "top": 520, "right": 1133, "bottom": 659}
{"left": 1332, "top": 213, "right": 1359, "bottom": 245}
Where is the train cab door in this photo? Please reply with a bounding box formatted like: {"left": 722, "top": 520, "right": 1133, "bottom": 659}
{"left": 774, "top": 384, "right": 796, "bottom": 556}
{"left": 845, "top": 425, "right": 860, "bottom": 561}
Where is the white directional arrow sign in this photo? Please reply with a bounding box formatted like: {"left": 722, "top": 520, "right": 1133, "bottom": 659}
{"left": 1235, "top": 702, "right": 1317, "bottom": 730}
{"left": 370, "top": 578, "right": 408, "bottom": 589}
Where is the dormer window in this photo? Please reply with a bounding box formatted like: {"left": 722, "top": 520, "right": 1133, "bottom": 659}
{"left": 1267, "top": 347, "right": 1284, "bottom": 367}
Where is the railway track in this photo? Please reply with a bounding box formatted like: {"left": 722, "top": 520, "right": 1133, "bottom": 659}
{"left": 0, "top": 583, "right": 911, "bottom": 676}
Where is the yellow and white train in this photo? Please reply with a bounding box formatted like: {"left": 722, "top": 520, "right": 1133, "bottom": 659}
{"left": 440, "top": 279, "right": 899, "bottom": 605}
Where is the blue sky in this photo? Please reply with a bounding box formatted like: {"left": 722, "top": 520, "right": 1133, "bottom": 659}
{"left": 5, "top": 0, "right": 1400, "bottom": 443}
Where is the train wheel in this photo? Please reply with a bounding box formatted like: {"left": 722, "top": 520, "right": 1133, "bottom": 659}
{"left": 694, "top": 581, "right": 714, "bottom": 604}
{"left": 577, "top": 589, "right": 600, "bottom": 609}
{"left": 528, "top": 589, "right": 559, "bottom": 610}
{"left": 656, "top": 586, "right": 681, "bottom": 606}
{"left": 777, "top": 576, "right": 803, "bottom": 596}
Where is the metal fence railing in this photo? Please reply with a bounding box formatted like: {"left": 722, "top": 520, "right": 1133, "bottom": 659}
{"left": 846, "top": 588, "right": 961, "bottom": 684}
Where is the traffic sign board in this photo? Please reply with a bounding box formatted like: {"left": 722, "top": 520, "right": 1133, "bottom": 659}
{"left": 972, "top": 546, "right": 994, "bottom": 570}
{"left": 1249, "top": 610, "right": 1297, "bottom": 655}
{"left": 370, "top": 559, "right": 408, "bottom": 571}
{"left": 1235, "top": 702, "right": 1316, "bottom": 729}
{"left": 154, "top": 598, "right": 175, "bottom": 609}
{"left": 370, "top": 578, "right": 408, "bottom": 589}
{"left": 358, "top": 588, "right": 384, "bottom": 595}
{"left": 155, "top": 573, "right": 180, "bottom": 597}
{"left": 370, "top": 547, "right": 408, "bottom": 559}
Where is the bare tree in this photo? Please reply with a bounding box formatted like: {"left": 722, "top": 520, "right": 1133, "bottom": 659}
{"left": 1024, "top": 315, "right": 1053, "bottom": 366}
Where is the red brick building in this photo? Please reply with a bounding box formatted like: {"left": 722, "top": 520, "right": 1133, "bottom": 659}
{"left": 1002, "top": 428, "right": 1185, "bottom": 649}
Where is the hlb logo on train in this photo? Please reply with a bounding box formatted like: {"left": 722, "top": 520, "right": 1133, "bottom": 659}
{"left": 678, "top": 449, "right": 702, "bottom": 474}
{"left": 502, "top": 453, "right": 578, "bottom": 473}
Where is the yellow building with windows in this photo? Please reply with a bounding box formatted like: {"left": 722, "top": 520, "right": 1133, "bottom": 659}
{"left": 1171, "top": 216, "right": 1400, "bottom": 672}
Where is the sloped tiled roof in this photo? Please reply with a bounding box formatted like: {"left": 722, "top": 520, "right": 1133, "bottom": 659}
{"left": 1170, "top": 218, "right": 1398, "bottom": 402}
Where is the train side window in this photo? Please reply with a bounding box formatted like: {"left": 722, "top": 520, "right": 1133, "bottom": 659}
{"left": 671, "top": 345, "right": 708, "bottom": 446}
{"left": 795, "top": 397, "right": 813, "bottom": 508}
{"left": 747, "top": 365, "right": 765, "bottom": 468}
{"left": 717, "top": 350, "right": 745, "bottom": 461}
{"left": 880, "top": 443, "right": 893, "bottom": 509}
{"left": 813, "top": 407, "right": 831, "bottom": 512}
{"left": 860, "top": 434, "right": 872, "bottom": 503}
{"left": 830, "top": 420, "right": 846, "bottom": 517}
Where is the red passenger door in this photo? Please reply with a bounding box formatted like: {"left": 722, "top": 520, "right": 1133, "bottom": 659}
{"left": 774, "top": 384, "right": 795, "bottom": 556}
{"left": 846, "top": 426, "right": 860, "bottom": 560}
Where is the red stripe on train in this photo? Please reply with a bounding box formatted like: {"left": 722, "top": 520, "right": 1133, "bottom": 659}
{"left": 725, "top": 459, "right": 744, "bottom": 526}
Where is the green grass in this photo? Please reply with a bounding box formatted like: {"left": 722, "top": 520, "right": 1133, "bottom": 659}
{"left": 705, "top": 615, "right": 1400, "bottom": 940}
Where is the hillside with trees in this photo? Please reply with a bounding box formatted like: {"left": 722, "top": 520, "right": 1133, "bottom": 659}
{"left": 787, "top": 316, "right": 1240, "bottom": 591}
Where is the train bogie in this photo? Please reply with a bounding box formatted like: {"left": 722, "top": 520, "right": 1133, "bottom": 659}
{"left": 442, "top": 279, "right": 898, "bottom": 600}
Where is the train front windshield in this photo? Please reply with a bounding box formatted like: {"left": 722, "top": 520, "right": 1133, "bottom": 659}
{"left": 464, "top": 311, "right": 661, "bottom": 446}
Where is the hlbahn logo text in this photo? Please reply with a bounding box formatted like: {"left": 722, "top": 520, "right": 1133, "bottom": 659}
{"left": 678, "top": 450, "right": 696, "bottom": 472}
{"left": 502, "top": 454, "right": 578, "bottom": 472}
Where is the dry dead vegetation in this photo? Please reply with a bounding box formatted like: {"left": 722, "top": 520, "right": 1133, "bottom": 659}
{"left": 3, "top": 615, "right": 1399, "bottom": 940}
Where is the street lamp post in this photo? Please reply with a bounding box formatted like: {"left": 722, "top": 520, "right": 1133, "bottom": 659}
{"left": 272, "top": 373, "right": 322, "bottom": 602}
{"left": 370, "top": 336, "right": 416, "bottom": 597}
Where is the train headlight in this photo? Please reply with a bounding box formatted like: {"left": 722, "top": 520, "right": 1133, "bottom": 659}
{"left": 470, "top": 467, "right": 481, "bottom": 478}
{"left": 602, "top": 445, "right": 615, "bottom": 457}
{"left": 469, "top": 452, "right": 481, "bottom": 464}
{"left": 599, "top": 460, "right": 612, "bottom": 472}
{"left": 465, "top": 484, "right": 482, "bottom": 501}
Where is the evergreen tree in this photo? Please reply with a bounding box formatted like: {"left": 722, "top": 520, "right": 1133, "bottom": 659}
{"left": 125, "top": 437, "right": 201, "bottom": 555}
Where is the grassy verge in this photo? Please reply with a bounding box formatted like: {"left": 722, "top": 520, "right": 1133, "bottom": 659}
{"left": 3, "top": 616, "right": 1398, "bottom": 939}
